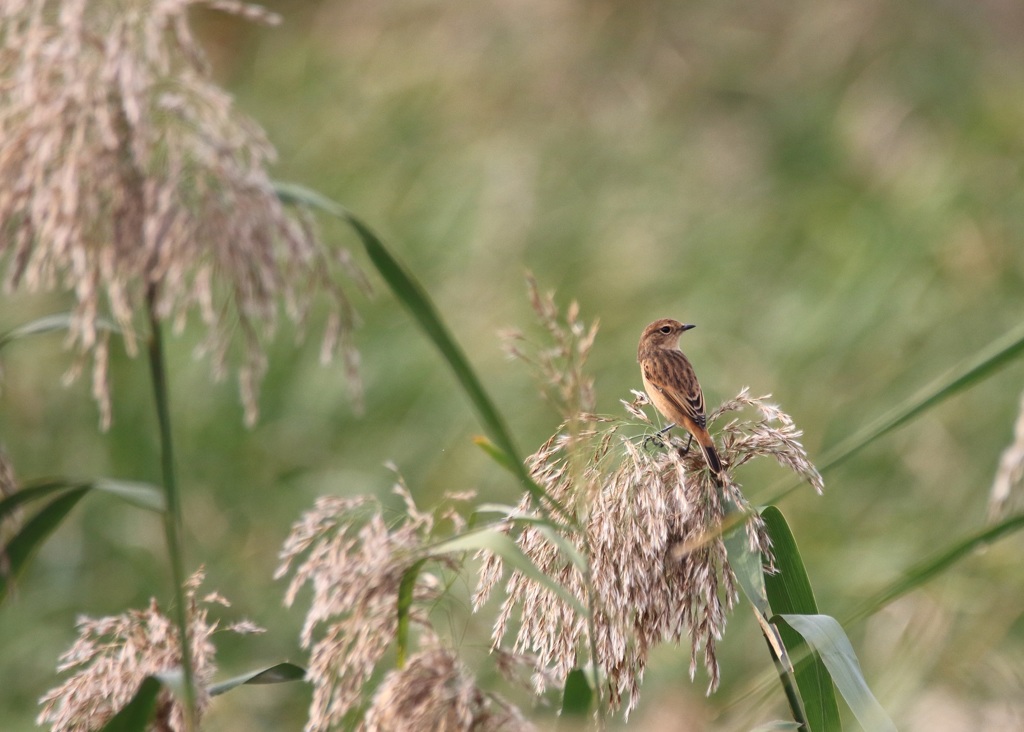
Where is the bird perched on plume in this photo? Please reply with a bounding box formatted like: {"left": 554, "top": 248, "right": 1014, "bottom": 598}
{"left": 638, "top": 318, "right": 724, "bottom": 487}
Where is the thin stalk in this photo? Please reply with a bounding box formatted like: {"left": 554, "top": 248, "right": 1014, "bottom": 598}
{"left": 753, "top": 609, "right": 809, "bottom": 732}
{"left": 146, "top": 286, "right": 197, "bottom": 730}
{"left": 762, "top": 630, "right": 809, "bottom": 732}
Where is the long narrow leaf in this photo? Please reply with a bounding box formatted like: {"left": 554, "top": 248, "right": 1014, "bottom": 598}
{"left": 274, "top": 184, "right": 518, "bottom": 456}
{"left": 473, "top": 435, "right": 519, "bottom": 475}
{"left": 473, "top": 503, "right": 522, "bottom": 515}
{"left": 209, "top": 663, "right": 307, "bottom": 696}
{"left": 98, "top": 677, "right": 162, "bottom": 732}
{"left": 763, "top": 506, "right": 841, "bottom": 732}
{"left": 0, "top": 313, "right": 118, "bottom": 351}
{"left": 1, "top": 487, "right": 89, "bottom": 604}
{"left": 0, "top": 480, "right": 88, "bottom": 519}
{"left": 428, "top": 529, "right": 586, "bottom": 616}
{"left": 275, "top": 182, "right": 569, "bottom": 521}
{"left": 762, "top": 507, "right": 821, "bottom": 614}
{"left": 470, "top": 509, "right": 585, "bottom": 572}
{"left": 771, "top": 323, "right": 1024, "bottom": 504}
{"left": 799, "top": 323, "right": 1024, "bottom": 495}
{"left": 92, "top": 479, "right": 165, "bottom": 512}
{"left": 846, "top": 511, "right": 1024, "bottom": 626}
{"left": 779, "top": 614, "right": 896, "bottom": 732}
{"left": 1, "top": 478, "right": 164, "bottom": 519}
{"left": 561, "top": 668, "right": 593, "bottom": 718}
{"left": 348, "top": 217, "right": 522, "bottom": 467}
{"left": 724, "top": 513, "right": 769, "bottom": 616}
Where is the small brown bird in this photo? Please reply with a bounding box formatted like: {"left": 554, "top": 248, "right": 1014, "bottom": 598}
{"left": 638, "top": 318, "right": 724, "bottom": 485}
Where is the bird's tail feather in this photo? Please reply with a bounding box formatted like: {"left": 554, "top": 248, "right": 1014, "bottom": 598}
{"left": 700, "top": 441, "right": 724, "bottom": 488}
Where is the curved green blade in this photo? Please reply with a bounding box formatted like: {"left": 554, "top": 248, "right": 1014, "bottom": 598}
{"left": 762, "top": 506, "right": 841, "bottom": 732}
{"left": 561, "top": 667, "right": 593, "bottom": 718}
{"left": 428, "top": 528, "right": 586, "bottom": 616}
{"left": 99, "top": 676, "right": 162, "bottom": 732}
{"left": 274, "top": 182, "right": 571, "bottom": 523}
{"left": 846, "top": 511, "right": 1024, "bottom": 625}
{"left": 779, "top": 614, "right": 896, "bottom": 732}
{"left": 1, "top": 487, "right": 89, "bottom": 604}
{"left": 209, "top": 662, "right": 307, "bottom": 696}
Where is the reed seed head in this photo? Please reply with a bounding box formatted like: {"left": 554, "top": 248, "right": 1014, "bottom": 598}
{"left": 36, "top": 568, "right": 262, "bottom": 732}
{"left": 0, "top": 0, "right": 364, "bottom": 427}
{"left": 276, "top": 484, "right": 473, "bottom": 732}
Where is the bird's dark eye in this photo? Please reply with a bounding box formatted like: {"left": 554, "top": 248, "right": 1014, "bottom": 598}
{"left": 659, "top": 325, "right": 672, "bottom": 334}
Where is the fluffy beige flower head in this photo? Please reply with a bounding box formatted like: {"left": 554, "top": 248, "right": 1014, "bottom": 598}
{"left": 0, "top": 0, "right": 363, "bottom": 426}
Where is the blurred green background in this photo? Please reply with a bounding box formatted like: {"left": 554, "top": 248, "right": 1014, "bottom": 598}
{"left": 3, "top": 1, "right": 1024, "bottom": 729}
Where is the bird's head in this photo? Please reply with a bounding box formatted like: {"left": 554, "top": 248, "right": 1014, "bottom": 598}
{"left": 638, "top": 318, "right": 696, "bottom": 357}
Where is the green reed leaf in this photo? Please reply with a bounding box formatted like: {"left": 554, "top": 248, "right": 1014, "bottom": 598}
{"left": 1, "top": 487, "right": 89, "bottom": 605}
{"left": 209, "top": 663, "right": 307, "bottom": 697}
{"left": 0, "top": 313, "right": 118, "bottom": 351}
{"left": 275, "top": 182, "right": 571, "bottom": 522}
{"left": 561, "top": 667, "right": 593, "bottom": 718}
{"left": 428, "top": 528, "right": 586, "bottom": 616}
{"left": 778, "top": 614, "right": 896, "bottom": 732}
{"left": 724, "top": 511, "right": 770, "bottom": 616}
{"left": 763, "top": 506, "right": 841, "bottom": 732}
{"left": 822, "top": 321, "right": 1024, "bottom": 474}
{"left": 99, "top": 676, "right": 162, "bottom": 732}
{"left": 846, "top": 511, "right": 1024, "bottom": 626}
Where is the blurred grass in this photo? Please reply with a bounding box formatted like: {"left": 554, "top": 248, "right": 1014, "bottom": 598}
{"left": 3, "top": 1, "right": 1024, "bottom": 729}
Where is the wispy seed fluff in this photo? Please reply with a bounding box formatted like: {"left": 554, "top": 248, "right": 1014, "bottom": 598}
{"left": 364, "top": 646, "right": 535, "bottom": 732}
{"left": 475, "top": 389, "right": 823, "bottom": 716}
{"left": 36, "top": 569, "right": 263, "bottom": 732}
{"left": 0, "top": 0, "right": 365, "bottom": 426}
{"left": 276, "top": 484, "right": 491, "bottom": 732}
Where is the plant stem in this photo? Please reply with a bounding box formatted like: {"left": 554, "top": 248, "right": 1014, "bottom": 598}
{"left": 146, "top": 285, "right": 197, "bottom": 730}
{"left": 761, "top": 623, "right": 808, "bottom": 732}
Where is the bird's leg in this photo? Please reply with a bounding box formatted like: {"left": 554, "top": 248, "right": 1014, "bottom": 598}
{"left": 679, "top": 433, "right": 693, "bottom": 456}
{"left": 643, "top": 423, "right": 676, "bottom": 451}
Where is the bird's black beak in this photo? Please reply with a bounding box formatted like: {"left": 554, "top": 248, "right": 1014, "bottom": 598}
{"left": 681, "top": 323, "right": 696, "bottom": 331}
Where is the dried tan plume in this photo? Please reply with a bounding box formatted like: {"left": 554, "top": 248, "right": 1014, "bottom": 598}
{"left": 0, "top": 0, "right": 364, "bottom": 426}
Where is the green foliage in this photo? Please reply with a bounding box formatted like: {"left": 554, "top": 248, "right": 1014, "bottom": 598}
{"left": 1, "top": 486, "right": 89, "bottom": 606}
{"left": 813, "top": 321, "right": 1024, "bottom": 481}
{"left": 98, "top": 677, "right": 161, "bottom": 732}
{"left": 846, "top": 510, "right": 1024, "bottom": 626}
{"left": 777, "top": 615, "right": 895, "bottom": 732}
{"left": 0, "top": 479, "right": 162, "bottom": 605}
{"left": 276, "top": 182, "right": 573, "bottom": 524}
{"left": 0, "top": 314, "right": 118, "bottom": 352}
{"left": 208, "top": 663, "right": 307, "bottom": 697}
{"left": 762, "top": 507, "right": 841, "bottom": 732}
{"left": 561, "top": 668, "right": 594, "bottom": 718}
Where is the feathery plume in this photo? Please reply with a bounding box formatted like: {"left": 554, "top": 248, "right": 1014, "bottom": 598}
{"left": 276, "top": 484, "right": 471, "bottom": 732}
{"left": 989, "top": 390, "right": 1024, "bottom": 521}
{"left": 363, "top": 646, "right": 534, "bottom": 732}
{"left": 476, "top": 390, "right": 820, "bottom": 713}
{"left": 37, "top": 568, "right": 262, "bottom": 732}
{"left": 480, "top": 286, "right": 822, "bottom": 714}
{"left": 500, "top": 273, "right": 598, "bottom": 419}
{"left": 0, "top": 0, "right": 364, "bottom": 427}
